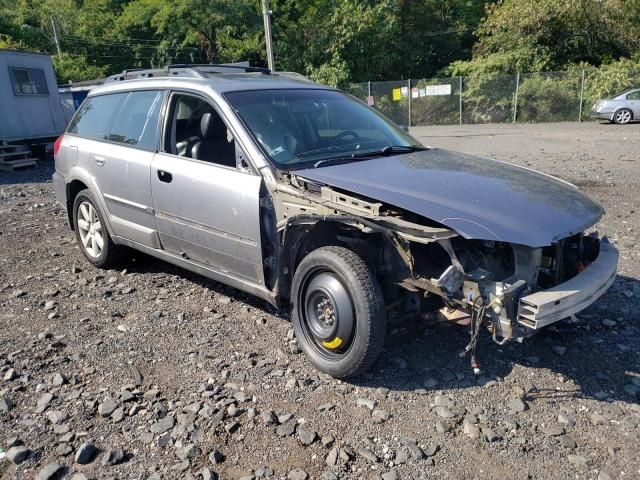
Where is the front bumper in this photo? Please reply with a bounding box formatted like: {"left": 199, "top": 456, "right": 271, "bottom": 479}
{"left": 517, "top": 237, "right": 618, "bottom": 330}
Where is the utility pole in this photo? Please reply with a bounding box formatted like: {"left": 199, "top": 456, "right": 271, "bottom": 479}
{"left": 50, "top": 17, "right": 61, "bottom": 55}
{"left": 261, "top": 0, "right": 275, "bottom": 71}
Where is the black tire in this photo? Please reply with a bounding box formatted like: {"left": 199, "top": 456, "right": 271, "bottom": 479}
{"left": 291, "top": 246, "right": 386, "bottom": 378}
{"left": 72, "top": 189, "right": 122, "bottom": 268}
{"left": 613, "top": 108, "right": 633, "bottom": 125}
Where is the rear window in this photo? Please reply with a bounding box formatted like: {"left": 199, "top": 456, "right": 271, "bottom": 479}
{"left": 68, "top": 91, "right": 163, "bottom": 149}
{"left": 107, "top": 91, "right": 163, "bottom": 149}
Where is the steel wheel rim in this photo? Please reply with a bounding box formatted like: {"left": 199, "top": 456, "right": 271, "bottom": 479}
{"left": 77, "top": 201, "right": 103, "bottom": 258}
{"left": 616, "top": 110, "right": 631, "bottom": 124}
{"left": 299, "top": 269, "right": 356, "bottom": 358}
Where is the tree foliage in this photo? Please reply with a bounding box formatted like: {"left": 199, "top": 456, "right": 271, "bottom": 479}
{"left": 0, "top": 0, "right": 637, "bottom": 85}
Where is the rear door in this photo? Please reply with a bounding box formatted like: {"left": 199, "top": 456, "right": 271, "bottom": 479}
{"left": 67, "top": 90, "right": 164, "bottom": 247}
{"left": 150, "top": 91, "right": 265, "bottom": 285}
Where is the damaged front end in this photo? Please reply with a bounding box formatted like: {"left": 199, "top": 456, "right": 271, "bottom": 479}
{"left": 269, "top": 173, "right": 619, "bottom": 373}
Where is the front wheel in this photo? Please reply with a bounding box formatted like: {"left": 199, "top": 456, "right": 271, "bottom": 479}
{"left": 291, "top": 246, "right": 386, "bottom": 378}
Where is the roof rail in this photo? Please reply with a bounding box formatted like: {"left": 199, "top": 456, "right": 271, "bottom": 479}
{"left": 105, "top": 63, "right": 271, "bottom": 83}
{"left": 167, "top": 63, "right": 271, "bottom": 74}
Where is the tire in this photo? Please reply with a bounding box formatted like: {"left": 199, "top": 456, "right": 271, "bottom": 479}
{"left": 72, "top": 189, "right": 121, "bottom": 268}
{"left": 291, "top": 246, "right": 386, "bottom": 378}
{"left": 613, "top": 108, "right": 633, "bottom": 125}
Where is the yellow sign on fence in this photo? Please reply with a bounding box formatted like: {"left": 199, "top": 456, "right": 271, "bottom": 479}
{"left": 392, "top": 88, "right": 401, "bottom": 101}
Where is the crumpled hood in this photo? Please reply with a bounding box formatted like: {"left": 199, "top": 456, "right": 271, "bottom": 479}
{"left": 296, "top": 149, "right": 604, "bottom": 247}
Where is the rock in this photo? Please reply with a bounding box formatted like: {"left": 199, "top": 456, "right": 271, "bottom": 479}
{"left": 7, "top": 446, "right": 30, "bottom": 464}
{"left": 55, "top": 444, "right": 73, "bottom": 456}
{"left": 395, "top": 448, "right": 409, "bottom": 464}
{"left": 255, "top": 466, "right": 274, "bottom": 477}
{"left": 552, "top": 346, "right": 567, "bottom": 356}
{"left": 558, "top": 414, "right": 576, "bottom": 426}
{"left": 261, "top": 410, "right": 277, "bottom": 425}
{"left": 435, "top": 406, "right": 455, "bottom": 418}
{"left": 98, "top": 397, "right": 118, "bottom": 417}
{"left": 287, "top": 468, "right": 308, "bottom": 480}
{"left": 209, "top": 450, "right": 225, "bottom": 464}
{"left": 297, "top": 428, "right": 317, "bottom": 446}
{"left": 602, "top": 319, "right": 617, "bottom": 327}
{"left": 130, "top": 366, "right": 144, "bottom": 386}
{"left": 507, "top": 398, "right": 527, "bottom": 414}
{"left": 75, "top": 442, "right": 98, "bottom": 464}
{"left": 35, "top": 462, "right": 64, "bottom": 480}
{"left": 325, "top": 447, "right": 339, "bottom": 467}
{"left": 35, "top": 393, "right": 54, "bottom": 413}
{"left": 357, "top": 398, "right": 376, "bottom": 411}
{"left": 567, "top": 454, "right": 588, "bottom": 468}
{"left": 46, "top": 410, "right": 68, "bottom": 425}
{"left": 102, "top": 448, "right": 126, "bottom": 466}
{"left": 177, "top": 444, "right": 200, "bottom": 461}
{"left": 424, "top": 443, "right": 440, "bottom": 457}
{"left": 598, "top": 471, "right": 613, "bottom": 480}
{"left": 559, "top": 435, "right": 577, "bottom": 449}
{"left": 408, "top": 444, "right": 425, "bottom": 460}
{"left": 224, "top": 421, "right": 240, "bottom": 433}
{"left": 463, "top": 422, "right": 480, "bottom": 439}
{"left": 276, "top": 419, "right": 297, "bottom": 437}
{"left": 541, "top": 425, "right": 564, "bottom": 437}
{"left": 0, "top": 396, "right": 12, "bottom": 413}
{"left": 151, "top": 415, "right": 175, "bottom": 434}
{"left": 372, "top": 409, "right": 391, "bottom": 423}
{"left": 321, "top": 434, "right": 335, "bottom": 448}
{"left": 381, "top": 470, "right": 399, "bottom": 480}
{"left": 52, "top": 373, "right": 67, "bottom": 386}
{"left": 357, "top": 447, "right": 379, "bottom": 463}
{"left": 201, "top": 468, "right": 216, "bottom": 480}
{"left": 111, "top": 407, "right": 125, "bottom": 423}
{"left": 589, "top": 412, "right": 607, "bottom": 426}
{"left": 483, "top": 428, "right": 501, "bottom": 442}
{"left": 320, "top": 472, "right": 338, "bottom": 480}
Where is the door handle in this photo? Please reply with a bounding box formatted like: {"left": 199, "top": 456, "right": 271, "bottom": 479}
{"left": 157, "top": 170, "right": 173, "bottom": 183}
{"left": 94, "top": 156, "right": 105, "bottom": 167}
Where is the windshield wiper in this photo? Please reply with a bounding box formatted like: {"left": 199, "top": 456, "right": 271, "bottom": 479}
{"left": 312, "top": 145, "right": 425, "bottom": 168}
{"left": 351, "top": 145, "right": 426, "bottom": 158}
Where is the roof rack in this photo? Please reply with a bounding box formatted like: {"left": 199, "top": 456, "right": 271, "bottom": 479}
{"left": 105, "top": 63, "right": 271, "bottom": 83}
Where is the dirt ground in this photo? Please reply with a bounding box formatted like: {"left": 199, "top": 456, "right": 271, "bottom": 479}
{"left": 1, "top": 122, "right": 639, "bottom": 480}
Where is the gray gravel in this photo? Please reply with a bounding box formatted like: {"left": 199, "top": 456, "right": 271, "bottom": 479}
{"left": 1, "top": 122, "right": 639, "bottom": 479}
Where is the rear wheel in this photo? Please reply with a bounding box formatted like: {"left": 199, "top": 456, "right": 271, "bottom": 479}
{"left": 613, "top": 108, "right": 633, "bottom": 125}
{"left": 291, "top": 246, "right": 386, "bottom": 378}
{"left": 73, "top": 189, "right": 121, "bottom": 268}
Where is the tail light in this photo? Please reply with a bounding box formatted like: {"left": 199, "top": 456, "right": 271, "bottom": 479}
{"left": 53, "top": 134, "right": 64, "bottom": 156}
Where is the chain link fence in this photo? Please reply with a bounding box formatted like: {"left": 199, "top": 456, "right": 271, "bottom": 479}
{"left": 348, "top": 68, "right": 640, "bottom": 126}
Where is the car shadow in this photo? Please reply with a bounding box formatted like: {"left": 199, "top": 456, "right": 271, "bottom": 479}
{"left": 122, "top": 251, "right": 638, "bottom": 405}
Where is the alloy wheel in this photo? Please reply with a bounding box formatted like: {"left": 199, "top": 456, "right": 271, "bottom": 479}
{"left": 77, "top": 201, "right": 103, "bottom": 258}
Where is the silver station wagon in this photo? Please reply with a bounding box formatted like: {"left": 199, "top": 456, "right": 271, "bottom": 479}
{"left": 53, "top": 64, "right": 618, "bottom": 378}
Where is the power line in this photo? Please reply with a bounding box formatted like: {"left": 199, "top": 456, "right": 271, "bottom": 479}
{"left": 59, "top": 34, "right": 200, "bottom": 51}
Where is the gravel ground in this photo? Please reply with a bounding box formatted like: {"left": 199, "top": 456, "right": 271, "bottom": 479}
{"left": 1, "top": 122, "right": 639, "bottom": 480}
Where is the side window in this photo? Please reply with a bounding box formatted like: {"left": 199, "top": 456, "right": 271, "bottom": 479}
{"left": 68, "top": 93, "right": 127, "bottom": 139}
{"left": 627, "top": 91, "right": 640, "bottom": 100}
{"left": 165, "top": 93, "right": 237, "bottom": 168}
{"left": 107, "top": 91, "right": 163, "bottom": 149}
{"left": 9, "top": 67, "right": 49, "bottom": 95}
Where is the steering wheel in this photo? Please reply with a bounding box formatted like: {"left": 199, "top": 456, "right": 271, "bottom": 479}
{"left": 329, "top": 130, "right": 360, "bottom": 146}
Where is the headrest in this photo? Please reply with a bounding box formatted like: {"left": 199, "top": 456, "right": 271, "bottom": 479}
{"left": 200, "top": 112, "right": 228, "bottom": 140}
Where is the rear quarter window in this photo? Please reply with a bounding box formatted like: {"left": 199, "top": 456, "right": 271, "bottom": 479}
{"left": 67, "top": 93, "right": 127, "bottom": 139}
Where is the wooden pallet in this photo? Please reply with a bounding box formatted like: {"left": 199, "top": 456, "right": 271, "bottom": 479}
{"left": 0, "top": 144, "right": 38, "bottom": 171}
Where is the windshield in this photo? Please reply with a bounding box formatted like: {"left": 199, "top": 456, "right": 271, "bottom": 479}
{"left": 224, "top": 89, "right": 423, "bottom": 169}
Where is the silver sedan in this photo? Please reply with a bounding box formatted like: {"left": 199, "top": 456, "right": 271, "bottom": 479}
{"left": 591, "top": 88, "right": 640, "bottom": 124}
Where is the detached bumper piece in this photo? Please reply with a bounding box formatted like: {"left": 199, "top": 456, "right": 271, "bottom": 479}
{"left": 517, "top": 237, "right": 618, "bottom": 330}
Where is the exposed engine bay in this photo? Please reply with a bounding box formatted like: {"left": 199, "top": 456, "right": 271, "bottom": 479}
{"left": 267, "top": 175, "right": 618, "bottom": 373}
